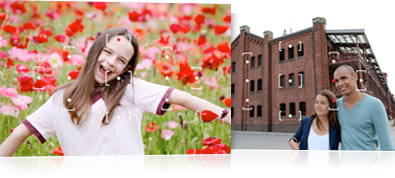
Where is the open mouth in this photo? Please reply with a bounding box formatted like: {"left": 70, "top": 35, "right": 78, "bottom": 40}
{"left": 99, "top": 65, "right": 112, "bottom": 76}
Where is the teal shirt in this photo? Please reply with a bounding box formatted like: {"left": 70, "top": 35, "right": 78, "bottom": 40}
{"left": 337, "top": 94, "right": 394, "bottom": 151}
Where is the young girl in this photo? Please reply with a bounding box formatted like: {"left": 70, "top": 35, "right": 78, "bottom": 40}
{"left": 288, "top": 90, "right": 340, "bottom": 150}
{"left": 0, "top": 27, "right": 231, "bottom": 156}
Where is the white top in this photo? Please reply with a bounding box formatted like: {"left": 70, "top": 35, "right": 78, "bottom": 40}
{"left": 307, "top": 126, "right": 330, "bottom": 150}
{"left": 23, "top": 77, "right": 173, "bottom": 156}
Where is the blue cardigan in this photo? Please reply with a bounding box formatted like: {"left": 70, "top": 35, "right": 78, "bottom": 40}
{"left": 292, "top": 116, "right": 340, "bottom": 150}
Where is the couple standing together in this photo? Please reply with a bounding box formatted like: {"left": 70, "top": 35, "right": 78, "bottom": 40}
{"left": 289, "top": 64, "right": 394, "bottom": 151}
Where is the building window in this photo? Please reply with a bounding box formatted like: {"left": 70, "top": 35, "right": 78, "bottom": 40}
{"left": 299, "top": 102, "right": 306, "bottom": 116}
{"left": 250, "top": 80, "right": 255, "bottom": 92}
{"left": 288, "top": 45, "right": 294, "bottom": 59}
{"left": 280, "top": 75, "right": 286, "bottom": 88}
{"left": 257, "top": 79, "right": 262, "bottom": 91}
{"left": 290, "top": 103, "right": 296, "bottom": 117}
{"left": 231, "top": 83, "right": 234, "bottom": 94}
{"left": 231, "top": 107, "right": 234, "bottom": 118}
{"left": 298, "top": 72, "right": 305, "bottom": 87}
{"left": 298, "top": 43, "right": 304, "bottom": 57}
{"left": 289, "top": 73, "right": 295, "bottom": 87}
{"left": 251, "top": 56, "right": 255, "bottom": 68}
{"left": 232, "top": 62, "right": 236, "bottom": 73}
{"left": 280, "top": 103, "right": 286, "bottom": 117}
{"left": 279, "top": 49, "right": 285, "bottom": 61}
{"left": 257, "top": 105, "right": 262, "bottom": 117}
{"left": 258, "top": 55, "right": 263, "bottom": 66}
{"left": 249, "top": 106, "right": 254, "bottom": 117}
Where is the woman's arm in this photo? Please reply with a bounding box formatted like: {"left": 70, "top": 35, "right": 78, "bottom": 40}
{"left": 289, "top": 119, "right": 304, "bottom": 150}
{"left": 0, "top": 124, "right": 33, "bottom": 157}
{"left": 167, "top": 89, "right": 230, "bottom": 125}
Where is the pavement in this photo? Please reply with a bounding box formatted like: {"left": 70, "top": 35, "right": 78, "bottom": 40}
{"left": 231, "top": 120, "right": 395, "bottom": 150}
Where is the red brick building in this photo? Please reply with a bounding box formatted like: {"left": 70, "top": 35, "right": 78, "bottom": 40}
{"left": 231, "top": 17, "right": 395, "bottom": 132}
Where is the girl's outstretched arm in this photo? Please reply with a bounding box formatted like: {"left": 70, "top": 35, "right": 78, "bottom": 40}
{"left": 0, "top": 124, "right": 32, "bottom": 157}
{"left": 167, "top": 89, "right": 231, "bottom": 125}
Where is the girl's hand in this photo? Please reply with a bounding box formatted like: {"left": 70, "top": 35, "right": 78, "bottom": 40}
{"left": 289, "top": 140, "right": 299, "bottom": 150}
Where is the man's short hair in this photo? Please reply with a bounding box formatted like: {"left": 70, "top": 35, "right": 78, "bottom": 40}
{"left": 334, "top": 64, "right": 356, "bottom": 76}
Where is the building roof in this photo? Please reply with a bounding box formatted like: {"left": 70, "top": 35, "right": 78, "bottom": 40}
{"left": 326, "top": 29, "right": 388, "bottom": 90}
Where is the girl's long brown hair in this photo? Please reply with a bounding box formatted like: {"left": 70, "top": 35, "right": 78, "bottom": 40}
{"left": 313, "top": 90, "right": 340, "bottom": 132}
{"left": 54, "top": 27, "right": 139, "bottom": 126}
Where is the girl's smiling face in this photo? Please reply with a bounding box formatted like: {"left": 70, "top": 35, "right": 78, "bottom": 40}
{"left": 94, "top": 35, "right": 134, "bottom": 85}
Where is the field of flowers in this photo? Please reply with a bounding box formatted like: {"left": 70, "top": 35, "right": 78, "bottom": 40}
{"left": 0, "top": 1, "right": 231, "bottom": 156}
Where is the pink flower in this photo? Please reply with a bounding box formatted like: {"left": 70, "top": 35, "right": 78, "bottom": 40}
{"left": 11, "top": 95, "right": 33, "bottom": 110}
{"left": 0, "top": 104, "right": 20, "bottom": 118}
{"left": 161, "top": 129, "right": 174, "bottom": 140}
{"left": 0, "top": 85, "right": 19, "bottom": 98}
{"left": 7, "top": 47, "right": 36, "bottom": 62}
{"left": 0, "top": 35, "right": 7, "bottom": 47}
{"left": 167, "top": 121, "right": 179, "bottom": 129}
{"left": 70, "top": 54, "right": 85, "bottom": 66}
{"left": 47, "top": 53, "right": 63, "bottom": 69}
{"left": 136, "top": 59, "right": 153, "bottom": 70}
{"left": 144, "top": 46, "right": 160, "bottom": 60}
{"left": 176, "top": 41, "right": 193, "bottom": 52}
{"left": 204, "top": 77, "right": 219, "bottom": 90}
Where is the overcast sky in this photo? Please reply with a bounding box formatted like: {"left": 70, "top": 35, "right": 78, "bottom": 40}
{"left": 231, "top": 0, "right": 395, "bottom": 94}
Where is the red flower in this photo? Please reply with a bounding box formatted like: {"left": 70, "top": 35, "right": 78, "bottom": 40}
{"left": 202, "top": 137, "right": 222, "bottom": 146}
{"left": 128, "top": 11, "right": 141, "bottom": 22}
{"left": 175, "top": 60, "right": 197, "bottom": 85}
{"left": 10, "top": 128, "right": 14, "bottom": 133}
{"left": 93, "top": 2, "right": 107, "bottom": 12}
{"left": 65, "top": 19, "right": 84, "bottom": 37}
{"left": 203, "top": 144, "right": 230, "bottom": 154}
{"left": 214, "top": 25, "right": 228, "bottom": 35}
{"left": 196, "top": 34, "right": 206, "bottom": 46}
{"left": 35, "top": 62, "right": 52, "bottom": 75}
{"left": 10, "top": 2, "right": 27, "bottom": 14}
{"left": 6, "top": 58, "right": 14, "bottom": 69}
{"left": 169, "top": 24, "right": 182, "bottom": 33}
{"left": 62, "top": 50, "right": 70, "bottom": 62}
{"left": 16, "top": 64, "right": 30, "bottom": 73}
{"left": 223, "top": 15, "right": 231, "bottom": 23}
{"left": 201, "top": 6, "right": 216, "bottom": 15}
{"left": 201, "top": 53, "right": 224, "bottom": 71}
{"left": 145, "top": 122, "right": 159, "bottom": 132}
{"left": 194, "top": 14, "right": 205, "bottom": 26}
{"left": 33, "top": 34, "right": 49, "bottom": 44}
{"left": 0, "top": 13, "right": 6, "bottom": 22}
{"left": 68, "top": 70, "right": 80, "bottom": 80}
{"left": 34, "top": 79, "right": 47, "bottom": 92}
{"left": 18, "top": 75, "right": 34, "bottom": 92}
{"left": 54, "top": 34, "right": 65, "bottom": 43}
{"left": 75, "top": 9, "right": 84, "bottom": 16}
{"left": 186, "top": 149, "right": 203, "bottom": 154}
{"left": 224, "top": 98, "right": 231, "bottom": 107}
{"left": 155, "top": 60, "right": 174, "bottom": 78}
{"left": 9, "top": 36, "right": 29, "bottom": 49}
{"left": 198, "top": 110, "right": 218, "bottom": 123}
{"left": 3, "top": 25, "right": 18, "bottom": 35}
{"left": 158, "top": 33, "right": 170, "bottom": 45}
{"left": 42, "top": 75, "right": 57, "bottom": 87}
{"left": 217, "top": 41, "right": 231, "bottom": 55}
{"left": 22, "top": 22, "right": 36, "bottom": 31}
{"left": 52, "top": 145, "right": 64, "bottom": 156}
{"left": 222, "top": 65, "right": 231, "bottom": 75}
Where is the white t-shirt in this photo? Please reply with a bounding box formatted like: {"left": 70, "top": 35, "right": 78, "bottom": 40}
{"left": 307, "top": 126, "right": 330, "bottom": 150}
{"left": 23, "top": 77, "right": 173, "bottom": 156}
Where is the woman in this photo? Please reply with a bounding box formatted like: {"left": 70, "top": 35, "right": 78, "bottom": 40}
{"left": 288, "top": 90, "right": 340, "bottom": 150}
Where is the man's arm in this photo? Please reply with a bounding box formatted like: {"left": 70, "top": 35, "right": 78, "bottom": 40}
{"left": 0, "top": 124, "right": 33, "bottom": 156}
{"left": 372, "top": 100, "right": 394, "bottom": 151}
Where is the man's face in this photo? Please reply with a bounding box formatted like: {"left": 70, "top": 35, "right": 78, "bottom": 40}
{"left": 333, "top": 68, "right": 357, "bottom": 96}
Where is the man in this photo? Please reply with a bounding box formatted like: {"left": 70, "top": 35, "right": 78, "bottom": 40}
{"left": 334, "top": 64, "right": 394, "bottom": 151}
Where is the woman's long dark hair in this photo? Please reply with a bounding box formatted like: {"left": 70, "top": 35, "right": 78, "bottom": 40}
{"left": 54, "top": 27, "right": 139, "bottom": 126}
{"left": 313, "top": 90, "right": 340, "bottom": 132}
